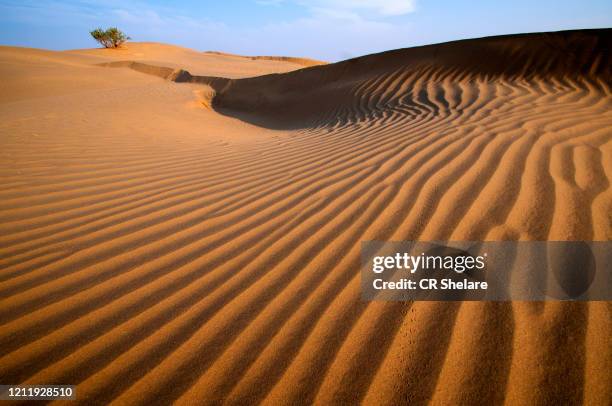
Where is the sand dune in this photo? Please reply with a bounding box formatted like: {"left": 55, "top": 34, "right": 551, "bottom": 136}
{"left": 203, "top": 51, "right": 326, "bottom": 68}
{"left": 0, "top": 29, "right": 611, "bottom": 405}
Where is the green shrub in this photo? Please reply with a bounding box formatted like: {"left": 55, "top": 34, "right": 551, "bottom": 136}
{"left": 90, "top": 27, "right": 131, "bottom": 48}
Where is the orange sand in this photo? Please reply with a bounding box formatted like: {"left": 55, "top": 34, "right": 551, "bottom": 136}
{"left": 0, "top": 30, "right": 611, "bottom": 405}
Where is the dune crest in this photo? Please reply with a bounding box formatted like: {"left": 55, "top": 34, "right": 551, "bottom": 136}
{"left": 203, "top": 51, "right": 326, "bottom": 67}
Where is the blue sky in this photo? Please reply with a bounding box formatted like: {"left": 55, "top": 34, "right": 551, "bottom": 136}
{"left": 0, "top": 0, "right": 611, "bottom": 61}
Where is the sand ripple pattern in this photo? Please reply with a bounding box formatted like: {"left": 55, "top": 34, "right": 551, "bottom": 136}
{"left": 0, "top": 29, "right": 611, "bottom": 405}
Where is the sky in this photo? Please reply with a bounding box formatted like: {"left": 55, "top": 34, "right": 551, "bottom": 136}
{"left": 0, "top": 0, "right": 611, "bottom": 61}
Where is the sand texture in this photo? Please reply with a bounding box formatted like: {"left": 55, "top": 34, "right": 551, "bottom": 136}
{"left": 0, "top": 29, "right": 611, "bottom": 405}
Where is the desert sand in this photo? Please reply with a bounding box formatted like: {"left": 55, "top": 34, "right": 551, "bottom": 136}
{"left": 0, "top": 29, "right": 611, "bottom": 405}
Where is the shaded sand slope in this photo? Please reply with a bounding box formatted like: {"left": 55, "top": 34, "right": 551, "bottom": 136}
{"left": 0, "top": 29, "right": 611, "bottom": 405}
{"left": 209, "top": 29, "right": 611, "bottom": 128}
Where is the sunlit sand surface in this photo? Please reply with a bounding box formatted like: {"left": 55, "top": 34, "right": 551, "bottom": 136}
{"left": 0, "top": 29, "right": 610, "bottom": 405}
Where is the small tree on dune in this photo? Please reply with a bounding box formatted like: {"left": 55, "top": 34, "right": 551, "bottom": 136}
{"left": 90, "top": 27, "right": 130, "bottom": 48}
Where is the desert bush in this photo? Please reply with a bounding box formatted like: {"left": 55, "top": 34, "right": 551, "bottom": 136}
{"left": 90, "top": 27, "right": 130, "bottom": 48}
